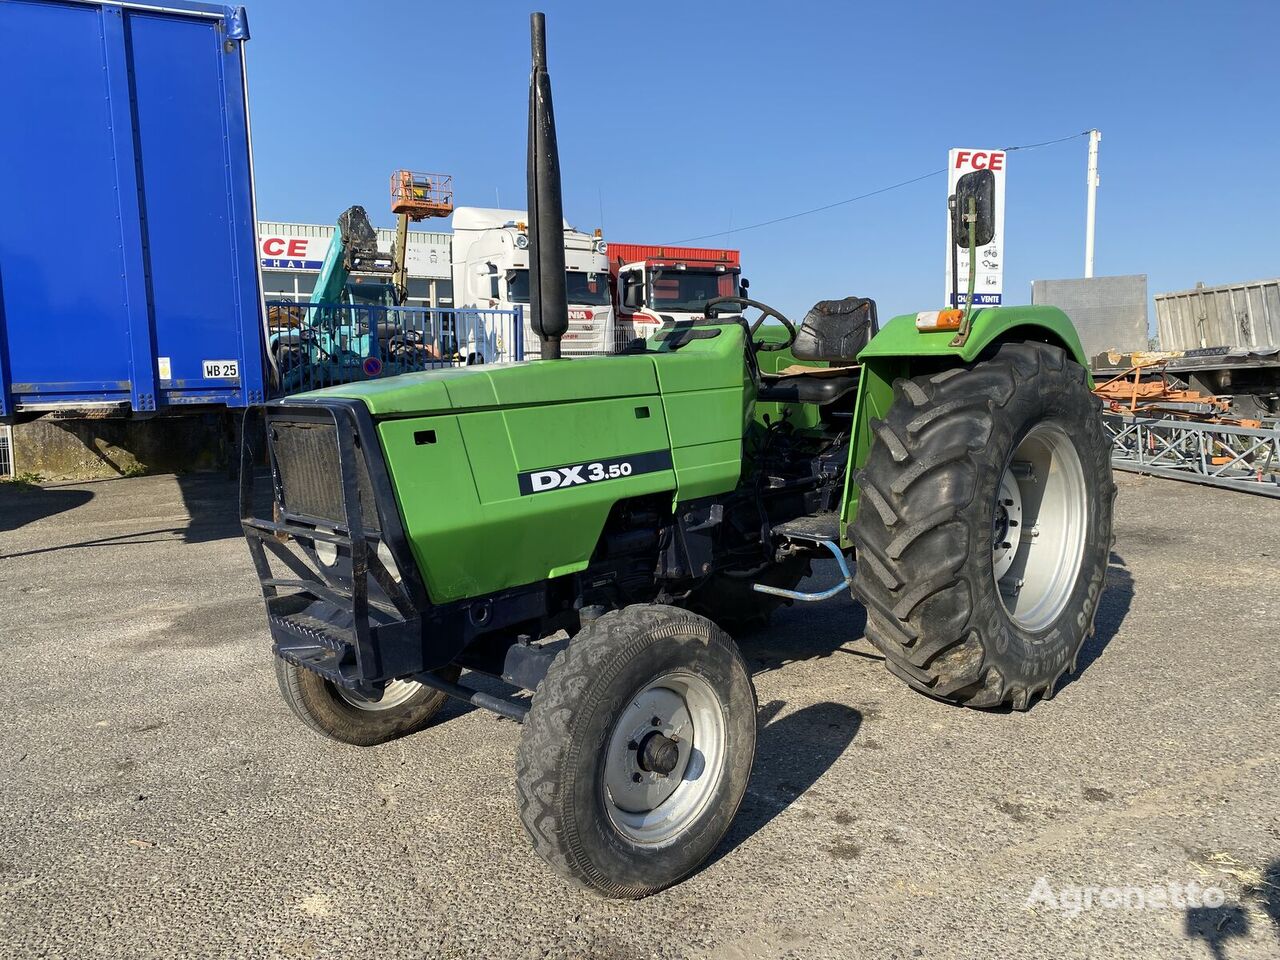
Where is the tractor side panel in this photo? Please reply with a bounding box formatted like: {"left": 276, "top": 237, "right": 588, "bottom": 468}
{"left": 650, "top": 330, "right": 752, "bottom": 501}
{"left": 378, "top": 395, "right": 675, "bottom": 603}
{"left": 661, "top": 388, "right": 744, "bottom": 500}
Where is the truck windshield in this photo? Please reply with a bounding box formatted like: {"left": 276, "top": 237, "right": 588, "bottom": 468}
{"left": 506, "top": 270, "right": 611, "bottom": 306}
{"left": 651, "top": 269, "right": 738, "bottom": 312}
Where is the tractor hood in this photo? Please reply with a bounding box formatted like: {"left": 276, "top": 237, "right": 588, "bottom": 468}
{"left": 292, "top": 356, "right": 660, "bottom": 418}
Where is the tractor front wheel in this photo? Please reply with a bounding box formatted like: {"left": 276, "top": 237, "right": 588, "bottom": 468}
{"left": 851, "top": 341, "right": 1115, "bottom": 710}
{"left": 274, "top": 657, "right": 457, "bottom": 746}
{"left": 515, "top": 604, "right": 756, "bottom": 898}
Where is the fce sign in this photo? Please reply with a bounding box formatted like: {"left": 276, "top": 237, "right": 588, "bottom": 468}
{"left": 260, "top": 235, "right": 326, "bottom": 270}
{"left": 945, "top": 148, "right": 1006, "bottom": 306}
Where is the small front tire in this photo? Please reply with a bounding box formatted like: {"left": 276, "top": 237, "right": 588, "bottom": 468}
{"left": 516, "top": 604, "right": 756, "bottom": 898}
{"left": 274, "top": 656, "right": 457, "bottom": 746}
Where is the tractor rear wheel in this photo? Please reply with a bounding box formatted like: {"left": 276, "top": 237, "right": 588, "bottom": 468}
{"left": 850, "top": 341, "right": 1114, "bottom": 710}
{"left": 274, "top": 657, "right": 458, "bottom": 746}
{"left": 515, "top": 604, "right": 756, "bottom": 898}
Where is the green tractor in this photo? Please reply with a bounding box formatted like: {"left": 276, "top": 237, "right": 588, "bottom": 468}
{"left": 241, "top": 14, "right": 1114, "bottom": 899}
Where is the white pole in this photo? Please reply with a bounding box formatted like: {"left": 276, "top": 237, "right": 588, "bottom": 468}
{"left": 1084, "top": 129, "right": 1101, "bottom": 278}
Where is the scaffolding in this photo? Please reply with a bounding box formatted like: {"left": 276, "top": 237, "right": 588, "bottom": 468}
{"left": 1104, "top": 413, "right": 1280, "bottom": 497}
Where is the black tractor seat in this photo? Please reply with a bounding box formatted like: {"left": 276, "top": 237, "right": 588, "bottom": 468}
{"left": 758, "top": 367, "right": 860, "bottom": 404}
{"left": 757, "top": 296, "right": 878, "bottom": 405}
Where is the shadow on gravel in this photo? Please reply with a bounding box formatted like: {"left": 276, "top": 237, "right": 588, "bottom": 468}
{"left": 1247, "top": 856, "right": 1280, "bottom": 931}
{"left": 1183, "top": 855, "right": 1280, "bottom": 959}
{"left": 736, "top": 594, "right": 869, "bottom": 676}
{"left": 0, "top": 484, "right": 93, "bottom": 533}
{"left": 710, "top": 699, "right": 862, "bottom": 865}
{"left": 1186, "top": 903, "right": 1251, "bottom": 960}
{"left": 0, "top": 473, "right": 247, "bottom": 557}
{"left": 1059, "top": 550, "right": 1135, "bottom": 693}
{"left": 175, "top": 473, "right": 253, "bottom": 544}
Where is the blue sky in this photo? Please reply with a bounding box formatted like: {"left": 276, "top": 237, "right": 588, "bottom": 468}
{"left": 245, "top": 0, "right": 1279, "bottom": 329}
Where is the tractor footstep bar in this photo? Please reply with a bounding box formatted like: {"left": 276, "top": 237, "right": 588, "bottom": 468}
{"left": 752, "top": 514, "right": 854, "bottom": 602}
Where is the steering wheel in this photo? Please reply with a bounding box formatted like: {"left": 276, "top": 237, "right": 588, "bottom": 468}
{"left": 703, "top": 296, "right": 797, "bottom": 352}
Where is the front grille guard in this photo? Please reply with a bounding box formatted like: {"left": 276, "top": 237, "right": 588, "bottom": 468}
{"left": 240, "top": 399, "right": 433, "bottom": 688}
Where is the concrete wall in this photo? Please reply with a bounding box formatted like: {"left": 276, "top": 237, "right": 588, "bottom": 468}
{"left": 12, "top": 414, "right": 235, "bottom": 481}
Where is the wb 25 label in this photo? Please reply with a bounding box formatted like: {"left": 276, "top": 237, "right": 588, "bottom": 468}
{"left": 517, "top": 450, "right": 674, "bottom": 495}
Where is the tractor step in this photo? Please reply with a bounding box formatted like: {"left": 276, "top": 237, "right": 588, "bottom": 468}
{"left": 753, "top": 513, "right": 854, "bottom": 603}
{"left": 771, "top": 512, "right": 840, "bottom": 546}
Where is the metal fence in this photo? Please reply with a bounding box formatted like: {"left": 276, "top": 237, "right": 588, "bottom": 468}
{"left": 266, "top": 301, "right": 523, "bottom": 397}
{"left": 1103, "top": 412, "right": 1280, "bottom": 497}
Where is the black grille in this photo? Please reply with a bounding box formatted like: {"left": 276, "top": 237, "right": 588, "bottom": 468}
{"left": 269, "top": 418, "right": 380, "bottom": 533}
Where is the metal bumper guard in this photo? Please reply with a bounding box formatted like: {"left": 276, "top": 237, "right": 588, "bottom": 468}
{"left": 239, "top": 399, "right": 452, "bottom": 691}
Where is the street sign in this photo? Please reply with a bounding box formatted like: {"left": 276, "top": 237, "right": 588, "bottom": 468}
{"left": 945, "top": 149, "right": 1006, "bottom": 306}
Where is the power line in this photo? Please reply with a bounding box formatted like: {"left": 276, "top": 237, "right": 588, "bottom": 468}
{"left": 1003, "top": 130, "right": 1092, "bottom": 152}
{"left": 671, "top": 130, "right": 1091, "bottom": 244}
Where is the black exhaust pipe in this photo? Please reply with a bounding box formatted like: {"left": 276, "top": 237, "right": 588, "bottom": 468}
{"left": 526, "top": 12, "right": 568, "bottom": 359}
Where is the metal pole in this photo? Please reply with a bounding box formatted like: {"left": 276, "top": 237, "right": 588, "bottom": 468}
{"left": 1084, "top": 129, "right": 1101, "bottom": 278}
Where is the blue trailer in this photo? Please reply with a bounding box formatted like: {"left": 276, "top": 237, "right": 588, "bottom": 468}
{"left": 0, "top": 0, "right": 264, "bottom": 418}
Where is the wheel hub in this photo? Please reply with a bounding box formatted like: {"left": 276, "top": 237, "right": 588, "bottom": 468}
{"left": 991, "top": 467, "right": 1024, "bottom": 583}
{"left": 336, "top": 678, "right": 420, "bottom": 712}
{"left": 637, "top": 731, "right": 681, "bottom": 776}
{"left": 992, "top": 421, "right": 1089, "bottom": 632}
{"left": 602, "top": 672, "right": 727, "bottom": 846}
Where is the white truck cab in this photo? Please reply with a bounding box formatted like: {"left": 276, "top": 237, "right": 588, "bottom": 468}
{"left": 451, "top": 207, "right": 614, "bottom": 359}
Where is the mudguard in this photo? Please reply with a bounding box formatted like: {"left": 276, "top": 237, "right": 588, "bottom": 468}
{"left": 857, "top": 304, "right": 1088, "bottom": 368}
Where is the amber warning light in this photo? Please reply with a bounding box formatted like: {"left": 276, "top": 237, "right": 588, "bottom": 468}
{"left": 915, "top": 309, "right": 964, "bottom": 332}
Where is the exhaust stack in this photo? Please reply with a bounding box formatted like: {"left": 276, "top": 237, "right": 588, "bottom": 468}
{"left": 526, "top": 12, "right": 568, "bottom": 359}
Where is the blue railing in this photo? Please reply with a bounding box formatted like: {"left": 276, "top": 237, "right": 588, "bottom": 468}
{"left": 265, "top": 301, "right": 524, "bottom": 397}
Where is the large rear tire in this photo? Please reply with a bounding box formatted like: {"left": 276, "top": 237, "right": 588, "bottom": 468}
{"left": 851, "top": 341, "right": 1114, "bottom": 710}
{"left": 515, "top": 604, "right": 756, "bottom": 898}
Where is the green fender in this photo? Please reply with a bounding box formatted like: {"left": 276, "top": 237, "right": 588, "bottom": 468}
{"left": 838, "top": 305, "right": 1091, "bottom": 544}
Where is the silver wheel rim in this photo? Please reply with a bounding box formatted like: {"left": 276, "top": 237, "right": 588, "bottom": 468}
{"left": 993, "top": 421, "right": 1089, "bottom": 632}
{"left": 336, "top": 679, "right": 420, "bottom": 712}
{"left": 603, "top": 671, "right": 727, "bottom": 847}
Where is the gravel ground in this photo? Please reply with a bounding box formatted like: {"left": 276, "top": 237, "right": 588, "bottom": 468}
{"left": 0, "top": 470, "right": 1277, "bottom": 960}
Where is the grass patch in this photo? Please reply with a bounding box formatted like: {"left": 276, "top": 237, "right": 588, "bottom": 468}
{"left": 0, "top": 471, "right": 44, "bottom": 490}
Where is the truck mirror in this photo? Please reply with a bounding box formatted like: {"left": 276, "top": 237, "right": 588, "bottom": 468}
{"left": 623, "top": 284, "right": 642, "bottom": 309}
{"left": 739, "top": 277, "right": 750, "bottom": 296}
{"left": 951, "top": 170, "right": 996, "bottom": 247}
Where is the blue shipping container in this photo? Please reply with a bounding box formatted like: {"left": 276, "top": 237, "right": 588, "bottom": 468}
{"left": 0, "top": 0, "right": 264, "bottom": 417}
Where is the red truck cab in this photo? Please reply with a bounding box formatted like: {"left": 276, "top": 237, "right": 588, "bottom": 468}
{"left": 608, "top": 244, "right": 743, "bottom": 350}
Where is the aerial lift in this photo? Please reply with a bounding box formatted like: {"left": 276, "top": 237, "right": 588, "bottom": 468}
{"left": 389, "top": 171, "right": 453, "bottom": 305}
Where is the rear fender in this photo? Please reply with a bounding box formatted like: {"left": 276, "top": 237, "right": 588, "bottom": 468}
{"left": 838, "top": 306, "right": 1091, "bottom": 543}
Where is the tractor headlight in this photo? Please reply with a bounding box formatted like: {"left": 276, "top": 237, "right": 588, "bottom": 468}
{"left": 595, "top": 239, "right": 608, "bottom": 255}
{"left": 515, "top": 233, "right": 530, "bottom": 250}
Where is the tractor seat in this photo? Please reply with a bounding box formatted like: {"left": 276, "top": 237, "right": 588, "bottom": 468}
{"left": 757, "top": 297, "right": 878, "bottom": 405}
{"left": 758, "top": 368, "right": 860, "bottom": 404}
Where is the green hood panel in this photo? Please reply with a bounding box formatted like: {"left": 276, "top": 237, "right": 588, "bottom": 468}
{"left": 298, "top": 356, "right": 662, "bottom": 417}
